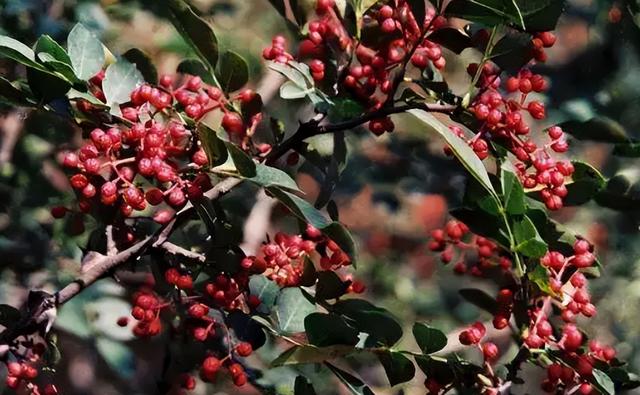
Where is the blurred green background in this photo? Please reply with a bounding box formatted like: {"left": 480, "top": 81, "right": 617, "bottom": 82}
{"left": 1, "top": 0, "right": 640, "bottom": 394}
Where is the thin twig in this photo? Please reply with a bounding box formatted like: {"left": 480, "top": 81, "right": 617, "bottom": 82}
{"left": 265, "top": 102, "right": 456, "bottom": 164}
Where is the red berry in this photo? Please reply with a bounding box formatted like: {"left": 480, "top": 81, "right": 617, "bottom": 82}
{"left": 482, "top": 342, "right": 499, "bottom": 361}
{"left": 188, "top": 303, "right": 209, "bottom": 319}
{"left": 5, "top": 376, "right": 19, "bottom": 389}
{"left": 381, "top": 18, "right": 396, "bottom": 33}
{"left": 221, "top": 112, "right": 244, "bottom": 134}
{"left": 201, "top": 356, "right": 221, "bottom": 376}
{"left": 505, "top": 77, "right": 519, "bottom": 92}
{"left": 316, "top": 0, "right": 335, "bottom": 13}
{"left": 236, "top": 342, "right": 253, "bottom": 357}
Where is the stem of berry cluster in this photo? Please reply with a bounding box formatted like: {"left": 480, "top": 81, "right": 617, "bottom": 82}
{"left": 265, "top": 101, "right": 457, "bottom": 164}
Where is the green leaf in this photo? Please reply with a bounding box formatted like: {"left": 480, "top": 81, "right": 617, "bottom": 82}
{"left": 216, "top": 50, "right": 249, "bottom": 93}
{"left": 527, "top": 264, "right": 558, "bottom": 296}
{"left": 280, "top": 81, "right": 311, "bottom": 99}
{"left": 198, "top": 123, "right": 228, "bottom": 166}
{"left": 560, "top": 117, "right": 630, "bottom": 143}
{"left": 427, "top": 28, "right": 473, "bottom": 54}
{"left": 275, "top": 287, "right": 316, "bottom": 334}
{"left": 444, "top": 0, "right": 564, "bottom": 32}
{"left": 35, "top": 35, "right": 72, "bottom": 65}
{"left": 225, "top": 142, "right": 257, "bottom": 177}
{"left": 177, "top": 58, "right": 215, "bottom": 85}
{"left": 315, "top": 220, "right": 354, "bottom": 249}
{"left": 27, "top": 67, "right": 71, "bottom": 102}
{"left": 409, "top": 109, "right": 498, "bottom": 201}
{"left": 444, "top": 1, "right": 508, "bottom": 27}
{"left": 67, "top": 24, "right": 105, "bottom": 80}
{"left": 265, "top": 188, "right": 358, "bottom": 262}
{"left": 0, "top": 35, "right": 46, "bottom": 70}
{"left": 412, "top": 323, "right": 447, "bottom": 354}
{"left": 192, "top": 194, "right": 219, "bottom": 237}
{"left": 289, "top": 0, "right": 309, "bottom": 26}
{"left": 490, "top": 31, "right": 534, "bottom": 72}
{"left": 249, "top": 275, "right": 280, "bottom": 313}
{"left": 563, "top": 161, "right": 606, "bottom": 206}
{"left": 414, "top": 355, "right": 455, "bottom": 383}
{"left": 168, "top": 0, "right": 219, "bottom": 72}
{"left": 328, "top": 98, "right": 364, "bottom": 121}
{"left": 67, "top": 88, "right": 108, "bottom": 107}
{"left": 450, "top": 207, "right": 509, "bottom": 247}
{"left": 266, "top": 188, "right": 332, "bottom": 228}
{"left": 198, "top": 123, "right": 257, "bottom": 177}
{"left": 0, "top": 305, "right": 21, "bottom": 329}
{"left": 123, "top": 48, "right": 158, "bottom": 84}
{"left": 294, "top": 376, "right": 318, "bottom": 395}
{"left": 595, "top": 175, "right": 640, "bottom": 211}
{"left": 332, "top": 299, "right": 403, "bottom": 347}
{"left": 407, "top": 0, "right": 427, "bottom": 26}
{"left": 268, "top": 61, "right": 312, "bottom": 88}
{"left": 102, "top": 59, "right": 144, "bottom": 108}
{"left": 325, "top": 363, "right": 375, "bottom": 395}
{"left": 592, "top": 369, "right": 615, "bottom": 395}
{"left": 501, "top": 169, "right": 526, "bottom": 215}
{"left": 272, "top": 344, "right": 356, "bottom": 366}
{"left": 513, "top": 215, "right": 548, "bottom": 258}
{"left": 526, "top": 207, "right": 603, "bottom": 268}
{"left": 0, "top": 76, "right": 35, "bottom": 106}
{"left": 304, "top": 313, "right": 359, "bottom": 346}
{"left": 249, "top": 164, "right": 300, "bottom": 191}
{"left": 458, "top": 288, "right": 498, "bottom": 314}
{"left": 613, "top": 142, "right": 640, "bottom": 157}
{"left": 315, "top": 271, "right": 350, "bottom": 300}
{"left": 378, "top": 351, "right": 416, "bottom": 386}
{"left": 36, "top": 53, "right": 79, "bottom": 83}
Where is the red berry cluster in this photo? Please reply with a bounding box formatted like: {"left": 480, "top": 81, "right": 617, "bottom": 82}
{"left": 458, "top": 321, "right": 486, "bottom": 345}
{"left": 531, "top": 31, "right": 557, "bottom": 63}
{"left": 244, "top": 225, "right": 354, "bottom": 287}
{"left": 459, "top": 33, "right": 573, "bottom": 210}
{"left": 3, "top": 359, "right": 58, "bottom": 395}
{"left": 520, "top": 239, "right": 616, "bottom": 393}
{"left": 428, "top": 220, "right": 511, "bottom": 276}
{"left": 458, "top": 322, "right": 500, "bottom": 363}
{"left": 55, "top": 70, "right": 266, "bottom": 232}
{"left": 492, "top": 288, "right": 514, "bottom": 330}
{"left": 264, "top": 1, "right": 448, "bottom": 136}
{"left": 130, "top": 289, "right": 164, "bottom": 338}
{"left": 199, "top": 355, "right": 248, "bottom": 387}
{"left": 541, "top": 337, "right": 616, "bottom": 394}
{"left": 201, "top": 272, "right": 251, "bottom": 311}
{"left": 121, "top": 281, "right": 259, "bottom": 391}
{"left": 107, "top": 225, "right": 356, "bottom": 392}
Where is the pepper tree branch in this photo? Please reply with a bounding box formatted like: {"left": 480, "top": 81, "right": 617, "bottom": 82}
{"left": 0, "top": 100, "right": 456, "bottom": 347}
{"left": 265, "top": 101, "right": 456, "bottom": 164}
{"left": 0, "top": 177, "right": 240, "bottom": 346}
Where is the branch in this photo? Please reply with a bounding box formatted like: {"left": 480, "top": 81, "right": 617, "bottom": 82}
{"left": 264, "top": 102, "right": 456, "bottom": 164}
{"left": 0, "top": 177, "right": 242, "bottom": 346}
{"left": 157, "top": 241, "right": 205, "bottom": 262}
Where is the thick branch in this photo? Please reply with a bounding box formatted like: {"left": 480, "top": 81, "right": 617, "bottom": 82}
{"left": 58, "top": 237, "right": 152, "bottom": 305}
{"left": 157, "top": 241, "right": 205, "bottom": 262}
{"left": 0, "top": 177, "right": 241, "bottom": 346}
